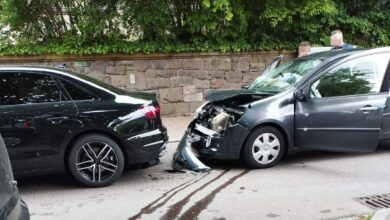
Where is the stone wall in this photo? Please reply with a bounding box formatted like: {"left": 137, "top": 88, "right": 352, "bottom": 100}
{"left": 0, "top": 51, "right": 296, "bottom": 116}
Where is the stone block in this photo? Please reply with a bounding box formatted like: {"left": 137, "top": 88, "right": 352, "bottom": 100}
{"left": 225, "top": 71, "right": 242, "bottom": 83}
{"left": 94, "top": 61, "right": 107, "bottom": 68}
{"left": 210, "top": 79, "right": 225, "bottom": 89}
{"left": 86, "top": 73, "right": 105, "bottom": 81}
{"left": 150, "top": 60, "right": 169, "bottom": 69}
{"left": 132, "top": 71, "right": 147, "bottom": 90}
{"left": 193, "top": 70, "right": 209, "bottom": 80}
{"left": 184, "top": 92, "right": 203, "bottom": 102}
{"left": 106, "top": 65, "right": 126, "bottom": 75}
{"left": 175, "top": 103, "right": 191, "bottom": 116}
{"left": 146, "top": 69, "right": 176, "bottom": 78}
{"left": 146, "top": 78, "right": 170, "bottom": 89}
{"left": 222, "top": 83, "right": 242, "bottom": 89}
{"left": 111, "top": 75, "right": 130, "bottom": 89}
{"left": 183, "top": 60, "right": 203, "bottom": 70}
{"left": 103, "top": 75, "right": 112, "bottom": 84}
{"left": 209, "top": 70, "right": 225, "bottom": 79}
{"left": 159, "top": 87, "right": 183, "bottom": 103}
{"left": 89, "top": 65, "right": 106, "bottom": 75}
{"left": 160, "top": 103, "right": 176, "bottom": 116}
{"left": 243, "top": 72, "right": 259, "bottom": 83}
{"left": 202, "top": 60, "right": 212, "bottom": 70}
{"left": 250, "top": 62, "right": 265, "bottom": 70}
{"left": 194, "top": 79, "right": 210, "bottom": 89}
{"left": 116, "top": 60, "right": 133, "bottom": 66}
{"left": 170, "top": 77, "right": 194, "bottom": 87}
{"left": 212, "top": 59, "right": 231, "bottom": 71}
{"left": 167, "top": 60, "right": 182, "bottom": 69}
{"left": 183, "top": 85, "right": 198, "bottom": 95}
{"left": 177, "top": 69, "right": 194, "bottom": 77}
{"left": 133, "top": 61, "right": 150, "bottom": 71}
{"left": 235, "top": 61, "right": 250, "bottom": 72}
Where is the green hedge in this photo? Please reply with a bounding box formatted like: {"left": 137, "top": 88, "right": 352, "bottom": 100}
{"left": 0, "top": 0, "right": 389, "bottom": 55}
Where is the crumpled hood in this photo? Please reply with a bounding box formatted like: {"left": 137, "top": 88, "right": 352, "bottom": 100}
{"left": 205, "top": 89, "right": 273, "bottom": 102}
{"left": 205, "top": 89, "right": 263, "bottom": 102}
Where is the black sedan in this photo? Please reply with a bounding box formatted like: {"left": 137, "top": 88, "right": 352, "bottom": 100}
{"left": 0, "top": 67, "right": 168, "bottom": 187}
{"left": 173, "top": 47, "right": 390, "bottom": 171}
{"left": 0, "top": 134, "right": 29, "bottom": 220}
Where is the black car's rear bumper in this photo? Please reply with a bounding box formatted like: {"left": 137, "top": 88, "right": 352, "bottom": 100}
{"left": 124, "top": 126, "right": 168, "bottom": 165}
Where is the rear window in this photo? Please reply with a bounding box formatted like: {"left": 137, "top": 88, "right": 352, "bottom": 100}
{"left": 62, "top": 70, "right": 127, "bottom": 95}
{"left": 60, "top": 80, "right": 96, "bottom": 101}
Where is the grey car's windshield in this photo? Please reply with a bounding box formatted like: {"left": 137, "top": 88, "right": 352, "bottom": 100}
{"left": 249, "top": 57, "right": 324, "bottom": 93}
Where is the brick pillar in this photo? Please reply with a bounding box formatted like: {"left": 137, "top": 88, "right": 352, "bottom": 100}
{"left": 298, "top": 41, "right": 311, "bottom": 57}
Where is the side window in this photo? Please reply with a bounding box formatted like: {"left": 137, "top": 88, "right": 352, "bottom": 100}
{"left": 60, "top": 80, "right": 96, "bottom": 101}
{"left": 311, "top": 53, "right": 390, "bottom": 98}
{"left": 0, "top": 72, "right": 65, "bottom": 105}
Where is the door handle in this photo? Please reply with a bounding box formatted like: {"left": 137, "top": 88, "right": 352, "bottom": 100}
{"left": 359, "top": 106, "right": 378, "bottom": 111}
{"left": 47, "top": 116, "right": 69, "bottom": 125}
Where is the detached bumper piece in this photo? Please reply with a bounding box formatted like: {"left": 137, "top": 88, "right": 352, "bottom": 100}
{"left": 171, "top": 131, "right": 211, "bottom": 172}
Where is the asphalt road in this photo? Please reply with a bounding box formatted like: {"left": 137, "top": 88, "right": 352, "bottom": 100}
{"left": 17, "top": 117, "right": 390, "bottom": 220}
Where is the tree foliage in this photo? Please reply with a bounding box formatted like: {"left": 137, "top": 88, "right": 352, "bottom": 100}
{"left": 0, "top": 0, "right": 389, "bottom": 55}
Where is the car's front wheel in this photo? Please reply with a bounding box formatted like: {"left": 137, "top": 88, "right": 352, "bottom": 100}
{"left": 242, "top": 126, "right": 285, "bottom": 169}
{"left": 68, "top": 134, "right": 125, "bottom": 187}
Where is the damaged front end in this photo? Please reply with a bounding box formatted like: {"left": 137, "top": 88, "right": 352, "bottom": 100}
{"left": 172, "top": 91, "right": 272, "bottom": 172}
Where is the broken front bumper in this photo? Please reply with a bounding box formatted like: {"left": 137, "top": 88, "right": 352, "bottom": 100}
{"left": 171, "top": 131, "right": 211, "bottom": 172}
{"left": 171, "top": 122, "right": 249, "bottom": 172}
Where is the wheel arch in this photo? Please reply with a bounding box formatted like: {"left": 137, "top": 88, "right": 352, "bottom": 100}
{"left": 240, "top": 122, "right": 291, "bottom": 158}
{"left": 63, "top": 129, "right": 129, "bottom": 172}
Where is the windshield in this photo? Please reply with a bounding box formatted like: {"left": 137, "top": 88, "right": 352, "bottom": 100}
{"left": 249, "top": 57, "right": 324, "bottom": 93}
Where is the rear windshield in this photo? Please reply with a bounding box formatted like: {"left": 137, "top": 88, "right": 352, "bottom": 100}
{"left": 61, "top": 70, "right": 127, "bottom": 95}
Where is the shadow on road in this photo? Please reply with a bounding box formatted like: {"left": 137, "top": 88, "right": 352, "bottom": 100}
{"left": 199, "top": 143, "right": 390, "bottom": 169}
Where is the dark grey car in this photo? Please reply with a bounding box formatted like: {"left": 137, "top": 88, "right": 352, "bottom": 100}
{"left": 0, "top": 134, "right": 29, "bottom": 220}
{"left": 173, "top": 47, "right": 390, "bottom": 171}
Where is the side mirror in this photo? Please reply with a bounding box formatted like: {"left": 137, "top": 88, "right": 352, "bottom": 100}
{"left": 293, "top": 89, "right": 306, "bottom": 102}
{"left": 241, "top": 85, "right": 250, "bottom": 89}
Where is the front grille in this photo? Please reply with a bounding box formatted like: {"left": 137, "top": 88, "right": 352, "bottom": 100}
{"left": 356, "top": 193, "right": 390, "bottom": 210}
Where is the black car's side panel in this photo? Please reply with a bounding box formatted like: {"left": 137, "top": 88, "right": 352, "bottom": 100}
{"left": 0, "top": 102, "right": 78, "bottom": 176}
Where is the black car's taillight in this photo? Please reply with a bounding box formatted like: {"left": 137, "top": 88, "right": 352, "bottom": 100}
{"left": 138, "top": 104, "right": 161, "bottom": 118}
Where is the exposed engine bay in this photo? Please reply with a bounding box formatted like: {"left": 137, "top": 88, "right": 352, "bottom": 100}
{"left": 194, "top": 93, "right": 268, "bottom": 133}
{"left": 172, "top": 93, "right": 272, "bottom": 172}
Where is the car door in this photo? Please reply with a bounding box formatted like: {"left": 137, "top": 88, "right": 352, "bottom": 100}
{"left": 295, "top": 53, "right": 390, "bottom": 152}
{"left": 0, "top": 71, "right": 77, "bottom": 175}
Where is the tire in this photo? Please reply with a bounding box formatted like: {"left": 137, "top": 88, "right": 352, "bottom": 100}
{"left": 20, "top": 199, "right": 30, "bottom": 220}
{"left": 68, "top": 134, "right": 125, "bottom": 187}
{"left": 242, "top": 126, "right": 285, "bottom": 169}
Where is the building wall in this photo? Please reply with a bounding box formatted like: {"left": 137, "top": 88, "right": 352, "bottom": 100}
{"left": 0, "top": 51, "right": 296, "bottom": 116}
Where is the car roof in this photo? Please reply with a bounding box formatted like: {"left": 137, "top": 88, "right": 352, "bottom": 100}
{"left": 294, "top": 47, "right": 390, "bottom": 88}
{"left": 0, "top": 66, "right": 120, "bottom": 98}
{"left": 296, "top": 48, "right": 366, "bottom": 61}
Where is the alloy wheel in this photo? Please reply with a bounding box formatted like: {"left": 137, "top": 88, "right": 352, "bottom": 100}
{"left": 75, "top": 141, "right": 118, "bottom": 183}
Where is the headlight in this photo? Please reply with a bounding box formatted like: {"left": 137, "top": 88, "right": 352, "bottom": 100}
{"left": 193, "top": 101, "right": 210, "bottom": 119}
